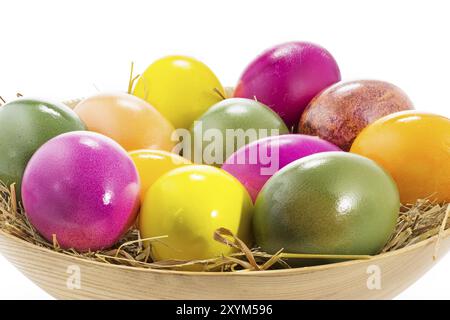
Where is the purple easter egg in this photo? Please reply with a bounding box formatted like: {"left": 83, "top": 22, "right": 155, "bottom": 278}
{"left": 222, "top": 134, "right": 341, "bottom": 201}
{"left": 234, "top": 42, "right": 341, "bottom": 128}
{"left": 22, "top": 131, "right": 140, "bottom": 252}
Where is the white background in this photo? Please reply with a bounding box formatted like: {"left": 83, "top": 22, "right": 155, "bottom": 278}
{"left": 0, "top": 0, "right": 449, "bottom": 299}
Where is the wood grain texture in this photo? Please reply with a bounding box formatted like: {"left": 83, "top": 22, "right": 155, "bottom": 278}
{"left": 0, "top": 229, "right": 448, "bottom": 300}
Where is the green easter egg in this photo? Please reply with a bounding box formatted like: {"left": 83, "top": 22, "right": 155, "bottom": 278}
{"left": 253, "top": 152, "right": 400, "bottom": 261}
{"left": 189, "top": 98, "right": 289, "bottom": 166}
{"left": 0, "top": 98, "right": 86, "bottom": 197}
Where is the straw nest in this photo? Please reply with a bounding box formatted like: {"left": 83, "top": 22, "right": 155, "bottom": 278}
{"left": 0, "top": 183, "right": 449, "bottom": 272}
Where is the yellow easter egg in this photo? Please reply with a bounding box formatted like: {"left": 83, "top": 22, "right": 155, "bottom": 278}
{"left": 133, "top": 56, "right": 225, "bottom": 129}
{"left": 139, "top": 165, "right": 253, "bottom": 261}
{"left": 129, "top": 149, "right": 191, "bottom": 202}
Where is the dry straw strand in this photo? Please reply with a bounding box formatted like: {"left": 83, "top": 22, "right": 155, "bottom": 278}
{"left": 213, "top": 87, "right": 226, "bottom": 100}
{"left": 127, "top": 61, "right": 140, "bottom": 94}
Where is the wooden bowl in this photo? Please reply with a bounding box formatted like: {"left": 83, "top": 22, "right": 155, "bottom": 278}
{"left": 0, "top": 228, "right": 449, "bottom": 300}
{"left": 1, "top": 96, "right": 448, "bottom": 299}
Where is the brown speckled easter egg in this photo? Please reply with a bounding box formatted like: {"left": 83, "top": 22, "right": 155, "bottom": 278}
{"left": 298, "top": 80, "right": 414, "bottom": 151}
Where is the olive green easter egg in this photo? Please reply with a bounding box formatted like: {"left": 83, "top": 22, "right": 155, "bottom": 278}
{"left": 253, "top": 152, "right": 400, "bottom": 260}
{"left": 189, "top": 98, "right": 289, "bottom": 166}
{"left": 0, "top": 98, "right": 86, "bottom": 197}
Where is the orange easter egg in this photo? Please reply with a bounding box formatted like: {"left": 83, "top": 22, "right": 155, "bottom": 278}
{"left": 351, "top": 111, "right": 450, "bottom": 204}
{"left": 74, "top": 93, "right": 175, "bottom": 151}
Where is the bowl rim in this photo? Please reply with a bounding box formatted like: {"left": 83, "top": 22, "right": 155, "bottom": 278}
{"left": 1, "top": 227, "right": 449, "bottom": 277}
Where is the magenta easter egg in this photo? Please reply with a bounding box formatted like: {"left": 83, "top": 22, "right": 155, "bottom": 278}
{"left": 21, "top": 131, "right": 140, "bottom": 252}
{"left": 222, "top": 134, "right": 341, "bottom": 201}
{"left": 234, "top": 42, "right": 341, "bottom": 128}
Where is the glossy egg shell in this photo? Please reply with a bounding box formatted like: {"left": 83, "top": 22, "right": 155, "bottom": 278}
{"left": 0, "top": 98, "right": 86, "bottom": 197}
{"left": 234, "top": 42, "right": 341, "bottom": 128}
{"left": 139, "top": 165, "right": 253, "bottom": 261}
{"left": 299, "top": 80, "right": 414, "bottom": 151}
{"left": 21, "top": 131, "right": 140, "bottom": 252}
{"left": 74, "top": 92, "right": 175, "bottom": 152}
{"left": 189, "top": 98, "right": 289, "bottom": 166}
{"left": 222, "top": 134, "right": 341, "bottom": 201}
{"left": 133, "top": 55, "right": 225, "bottom": 129}
{"left": 351, "top": 111, "right": 450, "bottom": 204}
{"left": 129, "top": 149, "right": 191, "bottom": 202}
{"left": 253, "top": 152, "right": 400, "bottom": 257}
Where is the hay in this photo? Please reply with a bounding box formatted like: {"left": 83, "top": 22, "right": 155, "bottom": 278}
{"left": 0, "top": 182, "right": 448, "bottom": 272}
{"left": 382, "top": 200, "right": 450, "bottom": 253}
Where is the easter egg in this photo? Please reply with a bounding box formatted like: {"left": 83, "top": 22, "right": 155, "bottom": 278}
{"left": 129, "top": 149, "right": 191, "bottom": 202}
{"left": 299, "top": 80, "right": 414, "bottom": 151}
{"left": 351, "top": 111, "right": 450, "bottom": 204}
{"left": 234, "top": 42, "right": 341, "bottom": 128}
{"left": 189, "top": 98, "right": 289, "bottom": 166}
{"left": 133, "top": 55, "right": 225, "bottom": 129}
{"left": 21, "top": 131, "right": 140, "bottom": 251}
{"left": 139, "top": 165, "right": 253, "bottom": 261}
{"left": 74, "top": 92, "right": 175, "bottom": 151}
{"left": 0, "top": 98, "right": 86, "bottom": 197}
{"left": 222, "top": 135, "right": 341, "bottom": 202}
{"left": 253, "top": 152, "right": 399, "bottom": 257}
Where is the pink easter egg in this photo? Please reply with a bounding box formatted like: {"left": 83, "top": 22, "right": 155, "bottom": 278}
{"left": 222, "top": 134, "right": 341, "bottom": 201}
{"left": 22, "top": 131, "right": 140, "bottom": 251}
{"left": 234, "top": 42, "right": 341, "bottom": 128}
